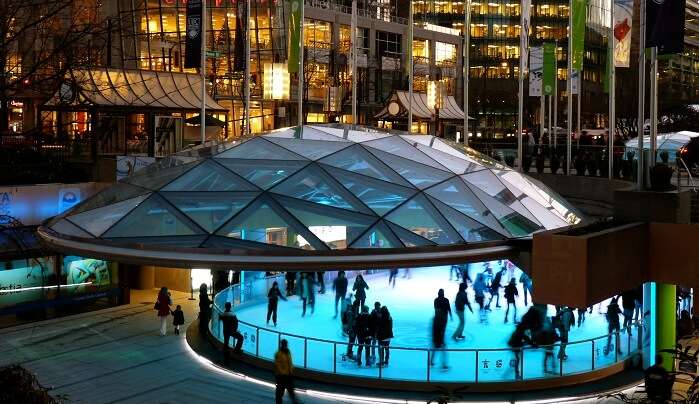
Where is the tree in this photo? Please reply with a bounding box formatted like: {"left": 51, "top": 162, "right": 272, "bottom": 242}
{"left": 0, "top": 0, "right": 106, "bottom": 135}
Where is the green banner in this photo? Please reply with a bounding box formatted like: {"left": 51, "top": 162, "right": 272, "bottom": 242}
{"left": 288, "top": 0, "right": 302, "bottom": 73}
{"left": 571, "top": 0, "right": 588, "bottom": 71}
{"left": 543, "top": 43, "right": 556, "bottom": 95}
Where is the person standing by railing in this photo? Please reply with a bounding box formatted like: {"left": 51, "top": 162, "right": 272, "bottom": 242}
{"left": 431, "top": 289, "right": 452, "bottom": 370}
{"left": 274, "top": 339, "right": 300, "bottom": 404}
{"left": 332, "top": 271, "right": 348, "bottom": 318}
{"left": 267, "top": 281, "right": 287, "bottom": 327}
{"left": 377, "top": 306, "right": 393, "bottom": 367}
{"left": 621, "top": 290, "right": 636, "bottom": 337}
{"left": 219, "top": 302, "right": 244, "bottom": 364}
{"left": 198, "top": 284, "right": 212, "bottom": 334}
{"left": 604, "top": 297, "right": 623, "bottom": 356}
{"left": 355, "top": 305, "right": 372, "bottom": 367}
{"left": 508, "top": 323, "right": 531, "bottom": 380}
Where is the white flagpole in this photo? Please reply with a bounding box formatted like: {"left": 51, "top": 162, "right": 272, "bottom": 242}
{"left": 200, "top": 0, "right": 207, "bottom": 143}
{"left": 244, "top": 0, "right": 251, "bottom": 136}
{"left": 637, "top": 0, "right": 646, "bottom": 189}
{"left": 351, "top": 0, "right": 357, "bottom": 127}
{"left": 463, "top": 0, "right": 471, "bottom": 145}
{"left": 553, "top": 41, "right": 558, "bottom": 150}
{"left": 298, "top": 1, "right": 304, "bottom": 126}
{"left": 408, "top": 2, "right": 413, "bottom": 132}
{"left": 517, "top": 1, "right": 528, "bottom": 172}
{"left": 567, "top": 3, "right": 573, "bottom": 176}
{"left": 608, "top": 2, "right": 615, "bottom": 180}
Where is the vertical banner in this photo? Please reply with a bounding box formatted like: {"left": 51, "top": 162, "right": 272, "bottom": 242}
{"left": 571, "top": 70, "right": 580, "bottom": 95}
{"left": 543, "top": 43, "right": 556, "bottom": 95}
{"left": 521, "top": 0, "right": 531, "bottom": 70}
{"left": 571, "top": 0, "right": 588, "bottom": 71}
{"left": 646, "top": 0, "right": 686, "bottom": 55}
{"left": 288, "top": 0, "right": 302, "bottom": 73}
{"left": 529, "top": 46, "right": 543, "bottom": 97}
{"left": 614, "top": 0, "right": 633, "bottom": 67}
{"left": 234, "top": 0, "right": 248, "bottom": 72}
{"left": 185, "top": 0, "right": 203, "bottom": 68}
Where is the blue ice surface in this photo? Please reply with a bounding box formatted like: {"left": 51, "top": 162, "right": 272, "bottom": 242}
{"left": 223, "top": 264, "right": 640, "bottom": 382}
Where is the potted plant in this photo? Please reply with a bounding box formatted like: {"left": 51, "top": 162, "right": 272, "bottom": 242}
{"left": 536, "top": 152, "right": 545, "bottom": 173}
{"left": 550, "top": 154, "right": 560, "bottom": 174}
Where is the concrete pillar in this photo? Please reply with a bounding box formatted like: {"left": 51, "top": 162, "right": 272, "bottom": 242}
{"left": 656, "top": 283, "right": 676, "bottom": 371}
{"left": 135, "top": 265, "right": 156, "bottom": 290}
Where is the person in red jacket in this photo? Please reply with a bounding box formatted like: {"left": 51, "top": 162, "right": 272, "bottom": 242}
{"left": 155, "top": 287, "right": 172, "bottom": 336}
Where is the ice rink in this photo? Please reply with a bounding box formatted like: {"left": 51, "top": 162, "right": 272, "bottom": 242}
{"left": 221, "top": 264, "right": 642, "bottom": 382}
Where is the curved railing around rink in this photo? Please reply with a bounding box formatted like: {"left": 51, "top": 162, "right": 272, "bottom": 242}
{"left": 210, "top": 275, "right": 643, "bottom": 383}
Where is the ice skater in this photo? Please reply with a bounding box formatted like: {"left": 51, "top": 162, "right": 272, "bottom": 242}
{"left": 285, "top": 271, "right": 296, "bottom": 296}
{"left": 556, "top": 306, "right": 575, "bottom": 361}
{"left": 473, "top": 273, "right": 488, "bottom": 323}
{"left": 333, "top": 271, "right": 348, "bottom": 318}
{"left": 388, "top": 268, "right": 398, "bottom": 288}
{"left": 431, "top": 289, "right": 452, "bottom": 369}
{"left": 267, "top": 281, "right": 287, "bottom": 326}
{"left": 344, "top": 299, "right": 359, "bottom": 359}
{"left": 452, "top": 282, "right": 472, "bottom": 341}
{"left": 487, "top": 267, "right": 505, "bottom": 309}
{"left": 355, "top": 305, "right": 372, "bottom": 366}
{"left": 504, "top": 278, "right": 519, "bottom": 324}
{"left": 519, "top": 272, "right": 533, "bottom": 306}
{"left": 449, "top": 264, "right": 461, "bottom": 281}
{"left": 577, "top": 307, "right": 587, "bottom": 327}
{"left": 403, "top": 268, "right": 411, "bottom": 279}
{"left": 377, "top": 306, "right": 393, "bottom": 367}
{"left": 369, "top": 302, "right": 381, "bottom": 362}
{"left": 508, "top": 323, "right": 531, "bottom": 380}
{"left": 352, "top": 274, "right": 369, "bottom": 308}
{"left": 604, "top": 297, "right": 623, "bottom": 356}
{"left": 299, "top": 273, "right": 316, "bottom": 317}
{"left": 537, "top": 317, "right": 559, "bottom": 374}
{"left": 317, "top": 271, "right": 326, "bottom": 294}
{"left": 621, "top": 289, "right": 636, "bottom": 336}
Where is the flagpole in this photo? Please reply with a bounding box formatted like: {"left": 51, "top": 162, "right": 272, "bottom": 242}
{"left": 408, "top": 2, "right": 414, "bottom": 132}
{"left": 608, "top": 2, "right": 615, "bottom": 180}
{"left": 298, "top": 0, "right": 304, "bottom": 126}
{"left": 637, "top": 0, "right": 646, "bottom": 189}
{"left": 244, "top": 0, "right": 250, "bottom": 136}
{"left": 577, "top": 77, "right": 581, "bottom": 150}
{"left": 567, "top": 3, "right": 573, "bottom": 175}
{"left": 517, "top": 1, "right": 528, "bottom": 173}
{"left": 650, "top": 46, "right": 658, "bottom": 168}
{"left": 548, "top": 95, "right": 552, "bottom": 148}
{"left": 200, "top": 0, "right": 207, "bottom": 143}
{"left": 463, "top": 0, "right": 470, "bottom": 145}
{"left": 540, "top": 95, "right": 545, "bottom": 148}
{"left": 351, "top": 0, "right": 357, "bottom": 128}
{"left": 553, "top": 41, "right": 558, "bottom": 150}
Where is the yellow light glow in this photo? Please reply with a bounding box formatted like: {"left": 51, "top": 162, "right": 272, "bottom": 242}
{"left": 263, "top": 63, "right": 290, "bottom": 100}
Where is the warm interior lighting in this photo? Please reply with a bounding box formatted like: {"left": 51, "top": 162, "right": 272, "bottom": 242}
{"left": 263, "top": 62, "right": 290, "bottom": 100}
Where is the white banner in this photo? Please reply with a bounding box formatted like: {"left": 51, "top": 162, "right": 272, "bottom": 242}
{"left": 614, "top": 0, "right": 633, "bottom": 68}
{"left": 571, "top": 70, "right": 581, "bottom": 95}
{"left": 529, "top": 46, "right": 543, "bottom": 96}
{"left": 521, "top": 0, "right": 531, "bottom": 70}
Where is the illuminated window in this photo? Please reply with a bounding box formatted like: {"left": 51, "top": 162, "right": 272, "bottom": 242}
{"left": 435, "top": 42, "right": 456, "bottom": 67}
{"left": 305, "top": 19, "right": 332, "bottom": 50}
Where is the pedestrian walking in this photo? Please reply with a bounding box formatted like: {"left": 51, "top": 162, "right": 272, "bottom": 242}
{"left": 333, "top": 271, "right": 348, "bottom": 318}
{"left": 355, "top": 305, "right": 372, "bottom": 366}
{"left": 388, "top": 268, "right": 398, "bottom": 288}
{"left": 219, "top": 302, "right": 244, "bottom": 363}
{"left": 473, "top": 273, "right": 488, "bottom": 324}
{"left": 504, "top": 278, "right": 519, "bottom": 324}
{"left": 352, "top": 274, "right": 369, "bottom": 308}
{"left": 377, "top": 306, "right": 393, "bottom": 367}
{"left": 605, "top": 297, "right": 623, "bottom": 356}
{"left": 274, "top": 339, "right": 300, "bottom": 404}
{"left": 519, "top": 272, "right": 533, "bottom": 306}
{"left": 171, "top": 304, "right": 185, "bottom": 335}
{"left": 155, "top": 287, "right": 172, "bottom": 336}
{"left": 267, "top": 281, "right": 287, "bottom": 326}
{"left": 431, "top": 289, "right": 452, "bottom": 369}
{"left": 452, "top": 282, "right": 472, "bottom": 341}
{"left": 198, "top": 283, "right": 212, "bottom": 334}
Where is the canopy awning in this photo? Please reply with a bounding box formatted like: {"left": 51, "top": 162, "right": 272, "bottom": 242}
{"left": 45, "top": 68, "right": 227, "bottom": 112}
{"left": 375, "top": 91, "right": 472, "bottom": 121}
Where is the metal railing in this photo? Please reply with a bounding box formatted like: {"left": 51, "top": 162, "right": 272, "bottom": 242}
{"left": 210, "top": 277, "right": 644, "bottom": 383}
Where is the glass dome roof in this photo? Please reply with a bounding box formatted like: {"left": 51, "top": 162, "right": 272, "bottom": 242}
{"left": 47, "top": 125, "right": 581, "bottom": 252}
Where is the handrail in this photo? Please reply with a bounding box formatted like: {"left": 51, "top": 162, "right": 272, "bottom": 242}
{"left": 678, "top": 157, "right": 697, "bottom": 192}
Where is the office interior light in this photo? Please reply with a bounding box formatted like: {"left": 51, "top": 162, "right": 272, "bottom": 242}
{"left": 263, "top": 62, "right": 290, "bottom": 100}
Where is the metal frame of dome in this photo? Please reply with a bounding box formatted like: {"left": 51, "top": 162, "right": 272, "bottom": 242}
{"left": 38, "top": 124, "right": 582, "bottom": 269}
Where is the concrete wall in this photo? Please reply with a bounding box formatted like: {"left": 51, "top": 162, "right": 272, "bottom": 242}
{"left": 614, "top": 189, "right": 692, "bottom": 224}
{"left": 129, "top": 265, "right": 192, "bottom": 294}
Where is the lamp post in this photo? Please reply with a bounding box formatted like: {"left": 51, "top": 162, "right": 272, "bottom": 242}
{"left": 427, "top": 78, "right": 443, "bottom": 137}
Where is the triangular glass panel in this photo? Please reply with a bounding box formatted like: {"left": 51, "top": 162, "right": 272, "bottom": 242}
{"left": 461, "top": 170, "right": 541, "bottom": 225}
{"left": 319, "top": 144, "right": 411, "bottom": 187}
{"left": 494, "top": 173, "right": 567, "bottom": 229}
{"left": 416, "top": 144, "right": 483, "bottom": 175}
{"left": 216, "top": 159, "right": 308, "bottom": 189}
{"left": 257, "top": 127, "right": 297, "bottom": 139}
{"left": 399, "top": 134, "right": 435, "bottom": 147}
{"left": 464, "top": 183, "right": 542, "bottom": 237}
{"left": 350, "top": 221, "right": 401, "bottom": 249}
{"left": 162, "top": 160, "right": 257, "bottom": 191}
{"left": 279, "top": 197, "right": 375, "bottom": 250}
{"left": 266, "top": 137, "right": 352, "bottom": 160}
{"left": 424, "top": 177, "right": 508, "bottom": 236}
{"left": 202, "top": 235, "right": 298, "bottom": 251}
{"left": 428, "top": 197, "right": 506, "bottom": 243}
{"left": 63, "top": 182, "right": 150, "bottom": 217}
{"left": 300, "top": 126, "right": 351, "bottom": 141}
{"left": 68, "top": 194, "right": 150, "bottom": 237}
{"left": 363, "top": 137, "right": 449, "bottom": 171}
{"left": 161, "top": 191, "right": 259, "bottom": 233}
{"left": 385, "top": 194, "right": 461, "bottom": 245}
{"left": 122, "top": 160, "right": 200, "bottom": 190}
{"left": 216, "top": 198, "right": 316, "bottom": 250}
{"left": 51, "top": 219, "right": 93, "bottom": 238}
{"left": 215, "top": 137, "right": 308, "bottom": 160}
{"left": 386, "top": 222, "right": 435, "bottom": 247}
{"left": 103, "top": 194, "right": 205, "bottom": 237}
{"left": 323, "top": 165, "right": 416, "bottom": 215}
{"left": 308, "top": 125, "right": 350, "bottom": 140}
{"left": 270, "top": 165, "right": 372, "bottom": 214}
{"left": 367, "top": 148, "right": 453, "bottom": 189}
{"left": 103, "top": 235, "right": 208, "bottom": 248}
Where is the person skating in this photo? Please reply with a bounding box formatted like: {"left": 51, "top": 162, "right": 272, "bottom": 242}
{"left": 219, "top": 302, "right": 244, "bottom": 363}
{"left": 352, "top": 274, "right": 369, "bottom": 308}
{"left": 504, "top": 278, "right": 519, "bottom": 324}
{"left": 377, "top": 306, "right": 393, "bottom": 367}
{"left": 621, "top": 289, "right": 636, "bottom": 336}
{"left": 487, "top": 267, "right": 505, "bottom": 309}
{"left": 285, "top": 271, "right": 296, "bottom": 296}
{"left": 473, "top": 273, "right": 488, "bottom": 324}
{"left": 317, "top": 271, "right": 326, "bottom": 294}
{"left": 604, "top": 297, "right": 623, "bottom": 356}
{"left": 452, "top": 282, "right": 472, "bottom": 341}
{"left": 333, "top": 271, "right": 348, "bottom": 318}
{"left": 508, "top": 323, "right": 532, "bottom": 380}
{"left": 267, "top": 281, "right": 287, "bottom": 326}
{"left": 355, "top": 305, "right": 372, "bottom": 366}
{"left": 369, "top": 301, "right": 381, "bottom": 362}
{"left": 555, "top": 306, "right": 575, "bottom": 361}
{"left": 299, "top": 273, "right": 316, "bottom": 317}
{"left": 519, "top": 272, "right": 533, "bottom": 306}
{"left": 274, "top": 339, "right": 300, "bottom": 404}
{"left": 388, "top": 268, "right": 398, "bottom": 288}
{"left": 431, "top": 289, "right": 452, "bottom": 369}
{"left": 340, "top": 293, "right": 353, "bottom": 337}
{"left": 577, "top": 307, "right": 587, "bottom": 327}
{"left": 537, "top": 317, "right": 559, "bottom": 374}
{"left": 171, "top": 304, "right": 185, "bottom": 335}
{"left": 344, "top": 299, "right": 359, "bottom": 360}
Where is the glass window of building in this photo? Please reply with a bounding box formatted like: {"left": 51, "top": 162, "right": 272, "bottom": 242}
{"left": 376, "top": 31, "right": 402, "bottom": 58}
{"left": 305, "top": 19, "right": 332, "bottom": 49}
{"left": 435, "top": 42, "right": 456, "bottom": 67}
{"left": 413, "top": 39, "right": 429, "bottom": 64}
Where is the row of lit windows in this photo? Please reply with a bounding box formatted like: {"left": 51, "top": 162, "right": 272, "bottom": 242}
{"left": 413, "top": 1, "right": 569, "bottom": 18}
